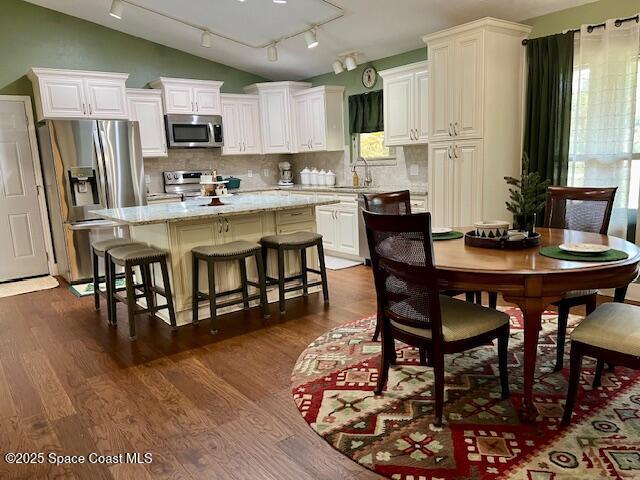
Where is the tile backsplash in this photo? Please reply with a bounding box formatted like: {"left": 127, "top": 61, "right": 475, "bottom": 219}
{"left": 144, "top": 144, "right": 429, "bottom": 194}
{"left": 144, "top": 150, "right": 289, "bottom": 193}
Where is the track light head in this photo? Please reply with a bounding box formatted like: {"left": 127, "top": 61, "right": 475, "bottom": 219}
{"left": 332, "top": 60, "right": 344, "bottom": 74}
{"left": 305, "top": 29, "right": 318, "bottom": 49}
{"left": 344, "top": 55, "right": 357, "bottom": 71}
{"left": 267, "top": 43, "right": 278, "bottom": 62}
{"left": 201, "top": 30, "right": 212, "bottom": 48}
{"left": 109, "top": 0, "right": 124, "bottom": 19}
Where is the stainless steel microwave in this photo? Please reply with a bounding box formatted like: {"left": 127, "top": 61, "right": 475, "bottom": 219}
{"left": 165, "top": 114, "right": 223, "bottom": 148}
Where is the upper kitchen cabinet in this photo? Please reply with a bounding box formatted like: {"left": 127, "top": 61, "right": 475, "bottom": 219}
{"left": 422, "top": 17, "right": 532, "bottom": 224}
{"left": 293, "top": 86, "right": 344, "bottom": 152}
{"left": 27, "top": 68, "right": 129, "bottom": 121}
{"left": 244, "top": 81, "right": 310, "bottom": 154}
{"left": 149, "top": 78, "right": 223, "bottom": 115}
{"left": 127, "top": 89, "right": 167, "bottom": 158}
{"left": 379, "top": 61, "right": 429, "bottom": 146}
{"left": 220, "top": 94, "right": 262, "bottom": 155}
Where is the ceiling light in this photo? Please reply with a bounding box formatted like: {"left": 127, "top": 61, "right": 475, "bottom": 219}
{"left": 201, "top": 30, "right": 212, "bottom": 48}
{"left": 109, "top": 0, "right": 124, "bottom": 19}
{"left": 344, "top": 55, "right": 357, "bottom": 71}
{"left": 267, "top": 43, "right": 278, "bottom": 62}
{"left": 305, "top": 29, "right": 318, "bottom": 49}
{"left": 273, "top": 0, "right": 287, "bottom": 3}
{"left": 332, "top": 60, "right": 344, "bottom": 75}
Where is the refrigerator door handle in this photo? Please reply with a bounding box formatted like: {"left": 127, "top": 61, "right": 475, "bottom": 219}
{"left": 93, "top": 124, "right": 109, "bottom": 208}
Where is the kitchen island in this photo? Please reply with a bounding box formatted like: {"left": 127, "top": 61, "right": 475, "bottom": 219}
{"left": 94, "top": 194, "right": 339, "bottom": 326}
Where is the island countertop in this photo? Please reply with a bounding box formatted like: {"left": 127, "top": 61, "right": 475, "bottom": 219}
{"left": 93, "top": 194, "right": 340, "bottom": 226}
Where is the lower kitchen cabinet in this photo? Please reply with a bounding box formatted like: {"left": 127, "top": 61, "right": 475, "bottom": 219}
{"left": 316, "top": 197, "right": 359, "bottom": 257}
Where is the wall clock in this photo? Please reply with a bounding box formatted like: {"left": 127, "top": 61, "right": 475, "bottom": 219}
{"left": 362, "top": 66, "right": 377, "bottom": 89}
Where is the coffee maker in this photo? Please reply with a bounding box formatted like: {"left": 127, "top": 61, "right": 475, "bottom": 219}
{"left": 278, "top": 161, "right": 294, "bottom": 187}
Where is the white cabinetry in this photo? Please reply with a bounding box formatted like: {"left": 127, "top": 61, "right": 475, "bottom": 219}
{"left": 244, "top": 82, "right": 311, "bottom": 154}
{"left": 293, "top": 86, "right": 344, "bottom": 152}
{"left": 379, "top": 61, "right": 429, "bottom": 146}
{"left": 315, "top": 194, "right": 359, "bottom": 257}
{"left": 28, "top": 68, "right": 129, "bottom": 121}
{"left": 127, "top": 89, "right": 167, "bottom": 157}
{"left": 423, "top": 17, "right": 531, "bottom": 225}
{"left": 150, "top": 78, "right": 223, "bottom": 115}
{"left": 220, "top": 94, "right": 262, "bottom": 155}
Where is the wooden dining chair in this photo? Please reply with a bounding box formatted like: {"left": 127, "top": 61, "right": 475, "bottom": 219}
{"left": 363, "top": 210, "right": 510, "bottom": 426}
{"left": 544, "top": 186, "right": 617, "bottom": 372}
{"left": 562, "top": 302, "right": 640, "bottom": 425}
{"left": 363, "top": 190, "right": 468, "bottom": 345}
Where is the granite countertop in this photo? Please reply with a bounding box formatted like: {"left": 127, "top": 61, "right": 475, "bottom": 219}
{"left": 234, "top": 185, "right": 429, "bottom": 195}
{"left": 95, "top": 194, "right": 339, "bottom": 226}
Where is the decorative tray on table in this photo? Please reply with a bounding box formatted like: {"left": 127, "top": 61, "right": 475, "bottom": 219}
{"left": 464, "top": 230, "right": 541, "bottom": 250}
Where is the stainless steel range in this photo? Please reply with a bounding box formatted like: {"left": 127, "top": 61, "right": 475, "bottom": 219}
{"left": 164, "top": 170, "right": 208, "bottom": 198}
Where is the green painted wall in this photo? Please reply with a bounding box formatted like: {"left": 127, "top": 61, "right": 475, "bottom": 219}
{"left": 0, "top": 0, "right": 266, "bottom": 99}
{"left": 525, "top": 0, "right": 639, "bottom": 38}
{"left": 304, "top": 48, "right": 427, "bottom": 143}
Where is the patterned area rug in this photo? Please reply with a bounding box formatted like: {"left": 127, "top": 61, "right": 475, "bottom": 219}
{"left": 290, "top": 307, "right": 640, "bottom": 479}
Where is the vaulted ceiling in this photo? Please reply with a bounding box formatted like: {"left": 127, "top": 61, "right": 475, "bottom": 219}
{"left": 25, "top": 0, "right": 597, "bottom": 80}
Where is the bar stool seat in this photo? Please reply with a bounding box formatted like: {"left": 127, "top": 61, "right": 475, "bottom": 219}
{"left": 91, "top": 238, "right": 143, "bottom": 325}
{"left": 107, "top": 244, "right": 176, "bottom": 340}
{"left": 192, "top": 241, "right": 270, "bottom": 335}
{"left": 261, "top": 232, "right": 323, "bottom": 247}
{"left": 192, "top": 240, "right": 261, "bottom": 258}
{"left": 260, "top": 231, "right": 329, "bottom": 315}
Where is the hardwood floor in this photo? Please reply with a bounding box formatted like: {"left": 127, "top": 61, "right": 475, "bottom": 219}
{"left": 0, "top": 266, "right": 382, "bottom": 480}
{"left": 0, "top": 266, "right": 623, "bottom": 479}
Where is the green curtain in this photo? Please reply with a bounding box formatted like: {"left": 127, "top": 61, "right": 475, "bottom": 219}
{"left": 349, "top": 90, "right": 383, "bottom": 134}
{"left": 523, "top": 32, "right": 574, "bottom": 186}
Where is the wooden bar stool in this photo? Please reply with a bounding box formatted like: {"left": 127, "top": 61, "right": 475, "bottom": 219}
{"left": 91, "top": 238, "right": 143, "bottom": 324}
{"left": 107, "top": 244, "right": 177, "bottom": 340}
{"left": 260, "top": 231, "right": 329, "bottom": 315}
{"left": 191, "top": 240, "right": 270, "bottom": 335}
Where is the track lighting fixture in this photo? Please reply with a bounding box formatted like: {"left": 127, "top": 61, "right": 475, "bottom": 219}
{"left": 273, "top": 0, "right": 287, "bottom": 3}
{"left": 305, "top": 29, "right": 318, "bottom": 49}
{"left": 109, "top": 0, "right": 124, "bottom": 19}
{"left": 344, "top": 54, "right": 357, "bottom": 71}
{"left": 201, "top": 30, "right": 212, "bottom": 48}
{"left": 332, "top": 60, "right": 344, "bottom": 74}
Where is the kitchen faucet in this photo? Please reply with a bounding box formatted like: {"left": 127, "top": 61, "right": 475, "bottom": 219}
{"left": 352, "top": 156, "right": 372, "bottom": 187}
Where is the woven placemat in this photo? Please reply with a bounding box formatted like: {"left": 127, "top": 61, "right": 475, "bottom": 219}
{"left": 433, "top": 231, "right": 464, "bottom": 241}
{"left": 539, "top": 246, "right": 628, "bottom": 262}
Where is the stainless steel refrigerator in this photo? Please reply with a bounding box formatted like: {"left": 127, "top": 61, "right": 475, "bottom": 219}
{"left": 38, "top": 120, "right": 146, "bottom": 283}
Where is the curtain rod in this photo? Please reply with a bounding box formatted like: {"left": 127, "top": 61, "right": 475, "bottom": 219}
{"left": 521, "top": 14, "right": 639, "bottom": 45}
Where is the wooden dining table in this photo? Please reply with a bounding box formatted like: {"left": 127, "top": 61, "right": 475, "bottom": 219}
{"left": 432, "top": 227, "right": 640, "bottom": 422}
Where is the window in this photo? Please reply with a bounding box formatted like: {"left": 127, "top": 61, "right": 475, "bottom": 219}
{"left": 352, "top": 131, "right": 396, "bottom": 165}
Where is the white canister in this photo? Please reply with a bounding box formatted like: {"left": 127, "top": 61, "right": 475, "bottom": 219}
{"left": 310, "top": 168, "right": 319, "bottom": 185}
{"left": 318, "top": 169, "right": 327, "bottom": 186}
{"left": 325, "top": 170, "right": 336, "bottom": 186}
{"left": 300, "top": 167, "right": 311, "bottom": 185}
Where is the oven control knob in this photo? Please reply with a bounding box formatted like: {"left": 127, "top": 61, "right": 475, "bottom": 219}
{"left": 165, "top": 173, "right": 172, "bottom": 180}
{"left": 173, "top": 173, "right": 179, "bottom": 179}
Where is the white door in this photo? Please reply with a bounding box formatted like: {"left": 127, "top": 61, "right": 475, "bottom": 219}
{"left": 429, "top": 40, "right": 454, "bottom": 142}
{"left": 383, "top": 73, "right": 413, "bottom": 146}
{"left": 127, "top": 93, "right": 167, "bottom": 157}
{"left": 451, "top": 140, "right": 483, "bottom": 227}
{"left": 165, "top": 85, "right": 194, "bottom": 114}
{"left": 335, "top": 208, "right": 359, "bottom": 255}
{"left": 84, "top": 78, "right": 128, "bottom": 119}
{"left": 294, "top": 95, "right": 311, "bottom": 151}
{"left": 414, "top": 68, "right": 430, "bottom": 144}
{"left": 239, "top": 99, "right": 261, "bottom": 154}
{"left": 260, "top": 89, "right": 291, "bottom": 153}
{"left": 454, "top": 32, "right": 483, "bottom": 139}
{"left": 309, "top": 93, "right": 327, "bottom": 151}
{"left": 428, "top": 143, "right": 454, "bottom": 228}
{"left": 316, "top": 207, "right": 337, "bottom": 250}
{"left": 0, "top": 98, "right": 49, "bottom": 281}
{"left": 221, "top": 99, "right": 242, "bottom": 155}
{"left": 39, "top": 76, "right": 86, "bottom": 118}
{"left": 193, "top": 86, "right": 220, "bottom": 115}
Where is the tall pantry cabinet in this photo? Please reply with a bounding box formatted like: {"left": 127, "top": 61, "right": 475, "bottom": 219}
{"left": 422, "top": 18, "right": 532, "bottom": 227}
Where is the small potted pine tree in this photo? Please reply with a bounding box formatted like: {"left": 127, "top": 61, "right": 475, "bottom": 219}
{"left": 504, "top": 154, "right": 551, "bottom": 233}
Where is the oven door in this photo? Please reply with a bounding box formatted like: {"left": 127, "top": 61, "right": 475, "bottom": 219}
{"left": 166, "top": 114, "right": 223, "bottom": 148}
